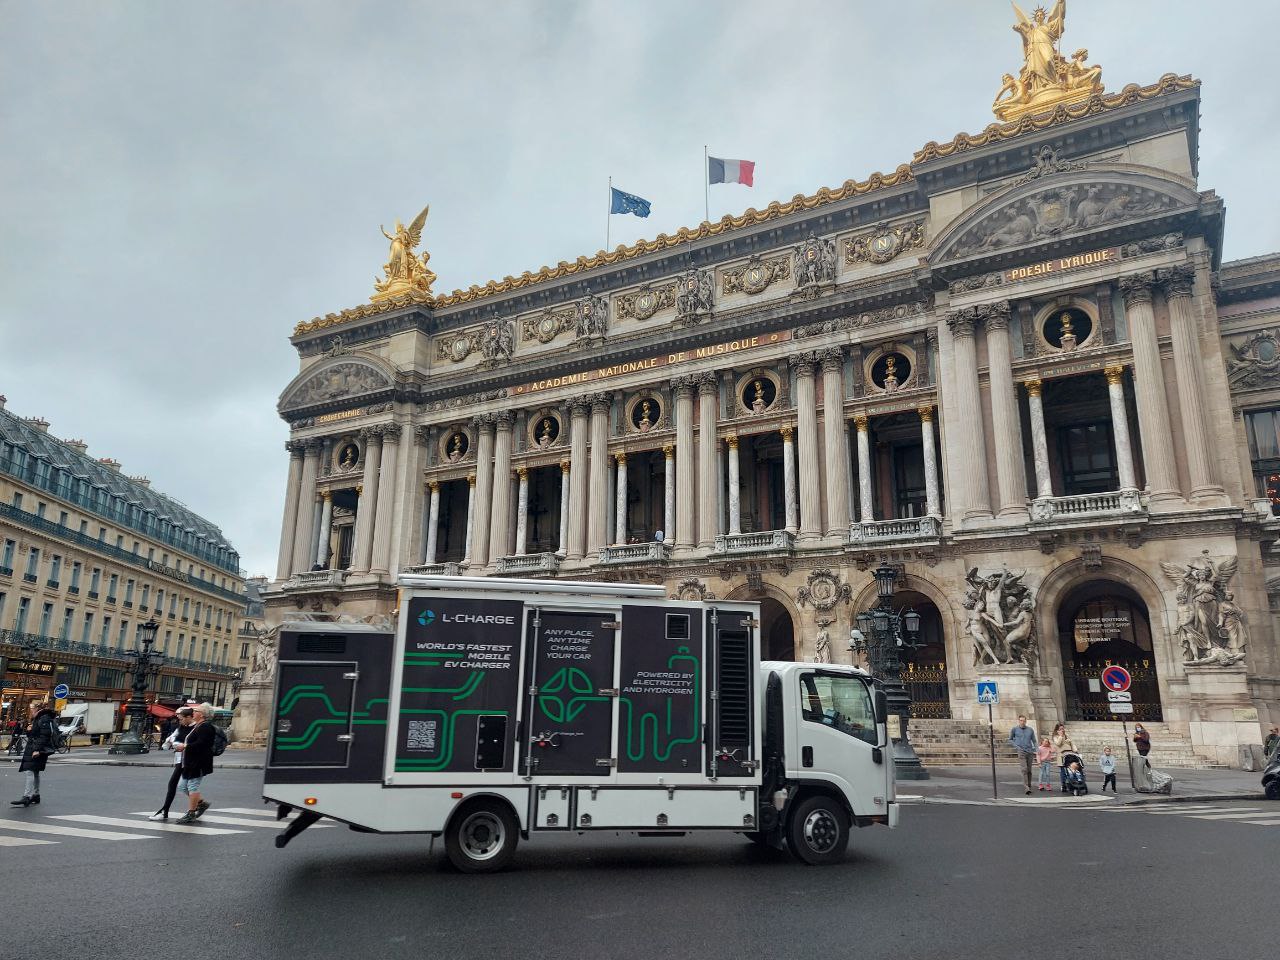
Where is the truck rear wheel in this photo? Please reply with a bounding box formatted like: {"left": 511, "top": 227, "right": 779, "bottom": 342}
{"left": 786, "top": 795, "right": 849, "bottom": 865}
{"left": 445, "top": 800, "right": 519, "bottom": 873}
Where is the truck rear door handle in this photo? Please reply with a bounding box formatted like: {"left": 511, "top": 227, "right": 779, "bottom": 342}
{"left": 802, "top": 746, "right": 813, "bottom": 768}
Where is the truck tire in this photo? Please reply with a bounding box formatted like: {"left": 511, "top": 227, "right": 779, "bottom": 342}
{"left": 786, "top": 795, "right": 849, "bottom": 865}
{"left": 1265, "top": 779, "right": 1280, "bottom": 801}
{"left": 445, "top": 800, "right": 519, "bottom": 873}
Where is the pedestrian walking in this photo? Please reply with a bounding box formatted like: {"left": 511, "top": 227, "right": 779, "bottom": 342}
{"left": 1051, "top": 722, "right": 1077, "bottom": 793}
{"left": 10, "top": 700, "right": 57, "bottom": 807}
{"left": 1133, "top": 723, "right": 1151, "bottom": 758}
{"left": 1006, "top": 714, "right": 1038, "bottom": 795}
{"left": 172, "top": 702, "right": 217, "bottom": 824}
{"left": 149, "top": 706, "right": 195, "bottom": 821}
{"left": 1263, "top": 725, "right": 1278, "bottom": 760}
{"left": 1036, "top": 736, "right": 1055, "bottom": 791}
{"left": 1098, "top": 746, "right": 1118, "bottom": 793}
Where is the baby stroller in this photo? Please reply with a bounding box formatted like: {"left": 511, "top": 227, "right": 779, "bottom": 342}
{"left": 1062, "top": 751, "right": 1088, "bottom": 796}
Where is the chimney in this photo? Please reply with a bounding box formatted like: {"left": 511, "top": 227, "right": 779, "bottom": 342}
{"left": 65, "top": 439, "right": 89, "bottom": 455}
{"left": 129, "top": 476, "right": 151, "bottom": 488}
{"left": 98, "top": 457, "right": 122, "bottom": 473}
{"left": 23, "top": 416, "right": 50, "bottom": 433}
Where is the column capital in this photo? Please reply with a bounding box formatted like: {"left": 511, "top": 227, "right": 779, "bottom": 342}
{"left": 359, "top": 425, "right": 384, "bottom": 443}
{"left": 467, "top": 473, "right": 476, "bottom": 486}
{"left": 726, "top": 434, "right": 739, "bottom": 450}
{"left": 427, "top": 479, "right": 440, "bottom": 491}
{"left": 917, "top": 405, "right": 934, "bottom": 424}
{"left": 378, "top": 423, "right": 402, "bottom": 445}
{"left": 818, "top": 347, "right": 844, "bottom": 372}
{"left": 662, "top": 443, "right": 674, "bottom": 458}
{"left": 569, "top": 396, "right": 592, "bottom": 418}
{"left": 614, "top": 452, "right": 627, "bottom": 465}
{"left": 355, "top": 483, "right": 363, "bottom": 496}
{"left": 945, "top": 308, "right": 977, "bottom": 339}
{"left": 302, "top": 437, "right": 324, "bottom": 454}
{"left": 559, "top": 457, "right": 571, "bottom": 473}
{"left": 788, "top": 351, "right": 819, "bottom": 376}
{"left": 413, "top": 425, "right": 431, "bottom": 446}
{"left": 780, "top": 425, "right": 795, "bottom": 442}
{"left": 516, "top": 466, "right": 528, "bottom": 480}
{"left": 319, "top": 489, "right": 332, "bottom": 501}
{"left": 696, "top": 372, "right": 718, "bottom": 396}
{"left": 1119, "top": 272, "right": 1156, "bottom": 307}
{"left": 854, "top": 413, "right": 869, "bottom": 431}
{"left": 285, "top": 440, "right": 306, "bottom": 457}
{"left": 1023, "top": 377, "right": 1043, "bottom": 398}
{"left": 495, "top": 410, "right": 515, "bottom": 431}
{"left": 669, "top": 374, "right": 697, "bottom": 397}
{"left": 1156, "top": 263, "right": 1196, "bottom": 299}
{"left": 978, "top": 300, "right": 1012, "bottom": 331}
{"left": 1104, "top": 363, "right": 1126, "bottom": 386}
{"left": 589, "top": 392, "right": 614, "bottom": 413}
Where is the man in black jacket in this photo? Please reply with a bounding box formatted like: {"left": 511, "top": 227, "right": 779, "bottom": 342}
{"left": 172, "top": 702, "right": 216, "bottom": 824}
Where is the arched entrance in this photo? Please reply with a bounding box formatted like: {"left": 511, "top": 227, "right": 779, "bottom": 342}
{"left": 896, "top": 590, "right": 950, "bottom": 719}
{"left": 1057, "top": 580, "right": 1163, "bottom": 722}
{"left": 760, "top": 597, "right": 795, "bottom": 661}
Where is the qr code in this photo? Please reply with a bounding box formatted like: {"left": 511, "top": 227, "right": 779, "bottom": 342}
{"left": 407, "top": 719, "right": 438, "bottom": 752}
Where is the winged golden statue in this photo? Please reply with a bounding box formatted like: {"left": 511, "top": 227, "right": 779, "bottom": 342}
{"left": 993, "top": 1, "right": 1103, "bottom": 122}
{"left": 372, "top": 204, "right": 437, "bottom": 301}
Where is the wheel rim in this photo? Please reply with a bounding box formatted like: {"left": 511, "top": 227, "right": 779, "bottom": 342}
{"left": 459, "top": 811, "right": 505, "bottom": 861}
{"left": 802, "top": 809, "right": 840, "bottom": 854}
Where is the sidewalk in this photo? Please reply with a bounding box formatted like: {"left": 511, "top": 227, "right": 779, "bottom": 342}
{"left": 1, "top": 744, "right": 266, "bottom": 769}
{"left": 906, "top": 761, "right": 1267, "bottom": 806}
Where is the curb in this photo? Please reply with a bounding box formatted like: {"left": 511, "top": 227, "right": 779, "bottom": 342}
{"left": 1119, "top": 792, "right": 1267, "bottom": 806}
{"left": 2, "top": 756, "right": 264, "bottom": 770}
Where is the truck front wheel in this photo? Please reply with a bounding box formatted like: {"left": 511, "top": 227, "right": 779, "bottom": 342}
{"left": 786, "top": 795, "right": 849, "bottom": 865}
{"left": 445, "top": 800, "right": 519, "bottom": 873}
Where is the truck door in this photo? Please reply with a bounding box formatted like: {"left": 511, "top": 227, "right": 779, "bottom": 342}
{"left": 794, "top": 671, "right": 884, "bottom": 816}
{"left": 270, "top": 661, "right": 357, "bottom": 768}
{"left": 523, "top": 608, "right": 618, "bottom": 778}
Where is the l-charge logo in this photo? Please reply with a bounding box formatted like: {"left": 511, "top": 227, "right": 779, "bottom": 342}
{"left": 417, "top": 609, "right": 435, "bottom": 627}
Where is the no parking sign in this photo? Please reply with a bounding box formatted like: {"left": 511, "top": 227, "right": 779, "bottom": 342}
{"left": 1101, "top": 665, "right": 1132, "bottom": 693}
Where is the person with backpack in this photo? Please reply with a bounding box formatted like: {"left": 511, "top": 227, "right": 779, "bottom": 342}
{"left": 171, "top": 702, "right": 222, "bottom": 823}
{"left": 10, "top": 699, "right": 59, "bottom": 807}
{"left": 149, "top": 706, "right": 195, "bottom": 821}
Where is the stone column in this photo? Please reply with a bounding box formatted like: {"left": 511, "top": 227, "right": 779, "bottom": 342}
{"left": 424, "top": 481, "right": 441, "bottom": 564}
{"left": 515, "top": 468, "right": 530, "bottom": 556}
{"left": 290, "top": 439, "right": 322, "bottom": 574}
{"left": 673, "top": 378, "right": 696, "bottom": 547}
{"left": 614, "top": 454, "right": 628, "bottom": 545}
{"left": 790, "top": 355, "right": 822, "bottom": 539}
{"left": 315, "top": 490, "right": 334, "bottom": 567}
{"left": 663, "top": 444, "right": 675, "bottom": 540}
{"left": 1160, "top": 264, "right": 1223, "bottom": 499}
{"left": 471, "top": 417, "right": 496, "bottom": 566}
{"left": 275, "top": 441, "right": 304, "bottom": 579}
{"left": 462, "top": 474, "right": 476, "bottom": 565}
{"left": 587, "top": 394, "right": 612, "bottom": 554}
{"left": 1104, "top": 364, "right": 1138, "bottom": 491}
{"left": 726, "top": 435, "right": 742, "bottom": 536}
{"left": 697, "top": 375, "right": 719, "bottom": 547}
{"left": 1120, "top": 273, "right": 1180, "bottom": 503}
{"left": 1024, "top": 378, "right": 1053, "bottom": 500}
{"left": 982, "top": 302, "right": 1028, "bottom": 517}
{"left": 919, "top": 406, "right": 941, "bottom": 517}
{"left": 566, "top": 400, "right": 590, "bottom": 559}
{"left": 352, "top": 429, "right": 382, "bottom": 572}
{"left": 855, "top": 415, "right": 873, "bottom": 523}
{"left": 781, "top": 426, "right": 798, "bottom": 533}
{"left": 820, "top": 349, "right": 851, "bottom": 533}
{"left": 372, "top": 425, "right": 401, "bottom": 574}
{"left": 945, "top": 310, "right": 993, "bottom": 521}
{"left": 557, "top": 459, "right": 571, "bottom": 554}
{"left": 488, "top": 413, "right": 514, "bottom": 563}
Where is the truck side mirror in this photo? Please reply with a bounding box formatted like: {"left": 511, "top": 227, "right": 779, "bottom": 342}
{"left": 874, "top": 689, "right": 889, "bottom": 727}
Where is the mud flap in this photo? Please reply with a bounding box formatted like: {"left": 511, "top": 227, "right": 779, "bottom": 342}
{"left": 274, "top": 809, "right": 322, "bottom": 849}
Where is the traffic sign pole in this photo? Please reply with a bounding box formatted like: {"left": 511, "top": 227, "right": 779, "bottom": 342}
{"left": 1122, "top": 718, "right": 1134, "bottom": 790}
{"left": 988, "top": 702, "right": 997, "bottom": 800}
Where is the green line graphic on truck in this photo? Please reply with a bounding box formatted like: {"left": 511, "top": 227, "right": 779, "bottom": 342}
{"left": 273, "top": 685, "right": 388, "bottom": 751}
{"left": 394, "top": 659, "right": 508, "bottom": 772}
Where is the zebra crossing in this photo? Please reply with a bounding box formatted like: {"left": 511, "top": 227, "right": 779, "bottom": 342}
{"left": 0, "top": 805, "right": 332, "bottom": 848}
{"left": 1094, "top": 802, "right": 1280, "bottom": 826}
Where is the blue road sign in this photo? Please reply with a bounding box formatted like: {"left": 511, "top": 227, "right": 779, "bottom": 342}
{"left": 975, "top": 680, "right": 999, "bottom": 705}
{"left": 53, "top": 683, "right": 69, "bottom": 699}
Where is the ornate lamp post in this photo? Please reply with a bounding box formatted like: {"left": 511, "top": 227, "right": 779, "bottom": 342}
{"left": 108, "top": 619, "right": 163, "bottom": 755}
{"left": 850, "top": 564, "right": 929, "bottom": 781}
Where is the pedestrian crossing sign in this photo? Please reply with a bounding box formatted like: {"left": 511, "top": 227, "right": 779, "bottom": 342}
{"left": 976, "top": 680, "right": 999, "bottom": 705}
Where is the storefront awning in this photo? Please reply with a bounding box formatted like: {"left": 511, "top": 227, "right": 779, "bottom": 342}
{"left": 148, "top": 703, "right": 176, "bottom": 719}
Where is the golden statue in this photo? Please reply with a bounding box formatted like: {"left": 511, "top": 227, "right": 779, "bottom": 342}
{"left": 993, "top": 1, "right": 1102, "bottom": 121}
{"left": 372, "top": 204, "right": 436, "bottom": 302}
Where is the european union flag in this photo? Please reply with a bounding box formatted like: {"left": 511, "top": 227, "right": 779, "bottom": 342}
{"left": 610, "top": 187, "right": 652, "bottom": 218}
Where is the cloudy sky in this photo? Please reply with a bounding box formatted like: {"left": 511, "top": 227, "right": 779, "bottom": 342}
{"left": 2, "top": 0, "right": 1277, "bottom": 577}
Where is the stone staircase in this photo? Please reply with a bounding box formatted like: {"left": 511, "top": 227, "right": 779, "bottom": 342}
{"left": 906, "top": 718, "right": 1220, "bottom": 768}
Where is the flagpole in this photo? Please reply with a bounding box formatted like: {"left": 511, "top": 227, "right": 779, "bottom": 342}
{"left": 703, "top": 145, "right": 709, "bottom": 224}
{"left": 606, "top": 176, "right": 612, "bottom": 252}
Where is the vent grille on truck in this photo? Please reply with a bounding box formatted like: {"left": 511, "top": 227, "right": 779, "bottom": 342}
{"left": 296, "top": 634, "right": 347, "bottom": 655}
{"left": 717, "top": 629, "right": 751, "bottom": 743}
{"left": 666, "top": 614, "right": 691, "bottom": 640}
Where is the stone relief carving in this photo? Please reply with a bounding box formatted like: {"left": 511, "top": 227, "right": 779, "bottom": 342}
{"left": 1120, "top": 232, "right": 1182, "bottom": 258}
{"left": 814, "top": 618, "right": 833, "bottom": 663}
{"left": 793, "top": 232, "right": 837, "bottom": 291}
{"left": 950, "top": 183, "right": 1179, "bottom": 258}
{"left": 722, "top": 254, "right": 790, "bottom": 296}
{"left": 794, "top": 298, "right": 930, "bottom": 339}
{"left": 521, "top": 306, "right": 577, "bottom": 344}
{"left": 845, "top": 219, "right": 926, "bottom": 265}
{"left": 247, "top": 628, "right": 278, "bottom": 683}
{"left": 963, "top": 565, "right": 1039, "bottom": 671}
{"left": 436, "top": 330, "right": 480, "bottom": 363}
{"left": 479, "top": 319, "right": 515, "bottom": 367}
{"left": 796, "top": 569, "right": 852, "bottom": 612}
{"left": 615, "top": 282, "right": 676, "bottom": 322}
{"left": 1161, "top": 553, "right": 1249, "bottom": 666}
{"left": 1226, "top": 330, "right": 1280, "bottom": 389}
{"left": 1013, "top": 144, "right": 1090, "bottom": 186}
{"left": 420, "top": 388, "right": 508, "bottom": 412}
{"left": 670, "top": 577, "right": 715, "bottom": 602}
{"left": 282, "top": 360, "right": 393, "bottom": 411}
{"left": 574, "top": 289, "right": 610, "bottom": 344}
{"left": 674, "top": 267, "right": 715, "bottom": 325}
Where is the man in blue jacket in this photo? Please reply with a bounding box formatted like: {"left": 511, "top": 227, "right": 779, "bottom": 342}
{"left": 1007, "top": 714, "right": 1038, "bottom": 796}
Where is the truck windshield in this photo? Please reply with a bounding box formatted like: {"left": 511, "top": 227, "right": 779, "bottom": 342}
{"left": 799, "top": 674, "right": 877, "bottom": 746}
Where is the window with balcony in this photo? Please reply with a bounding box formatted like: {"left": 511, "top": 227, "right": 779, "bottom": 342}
{"left": 1245, "top": 408, "right": 1280, "bottom": 515}
{"left": 36, "top": 502, "right": 46, "bottom": 519}
{"left": 240, "top": 641, "right": 250, "bottom": 660}
{"left": 25, "top": 546, "right": 40, "bottom": 582}
{"left": 15, "top": 597, "right": 30, "bottom": 633}
{"left": 60, "top": 607, "right": 73, "bottom": 640}
{"left": 58, "top": 511, "right": 67, "bottom": 527}
{"left": 89, "top": 567, "right": 101, "bottom": 599}
{"left": 48, "top": 554, "right": 61, "bottom": 588}
{"left": 69, "top": 561, "right": 81, "bottom": 593}
{"left": 39, "top": 602, "right": 53, "bottom": 636}
{"left": 1, "top": 538, "right": 14, "bottom": 575}
{"left": 118, "top": 620, "right": 129, "bottom": 650}
{"left": 124, "top": 579, "right": 134, "bottom": 607}
{"left": 0, "top": 593, "right": 6, "bottom": 626}
{"left": 169, "top": 594, "right": 178, "bottom": 617}
{"left": 101, "top": 615, "right": 112, "bottom": 646}
{"left": 11, "top": 492, "right": 22, "bottom": 509}
{"left": 176, "top": 635, "right": 185, "bottom": 659}
{"left": 1056, "top": 421, "right": 1119, "bottom": 496}
{"left": 81, "top": 612, "right": 94, "bottom": 643}
{"left": 182, "top": 598, "right": 190, "bottom": 621}
{"left": 107, "top": 573, "right": 119, "bottom": 603}
{"left": 163, "top": 630, "right": 172, "bottom": 653}
{"left": 140, "top": 584, "right": 150, "bottom": 610}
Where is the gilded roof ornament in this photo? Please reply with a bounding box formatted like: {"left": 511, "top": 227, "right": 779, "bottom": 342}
{"left": 372, "top": 204, "right": 436, "bottom": 302}
{"left": 993, "top": 1, "right": 1102, "bottom": 121}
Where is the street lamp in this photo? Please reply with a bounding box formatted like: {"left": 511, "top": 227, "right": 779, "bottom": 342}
{"left": 849, "top": 564, "right": 929, "bottom": 781}
{"left": 108, "top": 619, "right": 163, "bottom": 755}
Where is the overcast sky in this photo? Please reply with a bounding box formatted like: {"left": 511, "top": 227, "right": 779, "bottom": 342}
{"left": 2, "top": 1, "right": 1277, "bottom": 578}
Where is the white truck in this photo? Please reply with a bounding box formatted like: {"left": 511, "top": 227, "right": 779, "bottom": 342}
{"left": 264, "top": 576, "right": 897, "bottom": 871}
{"left": 59, "top": 702, "right": 117, "bottom": 743}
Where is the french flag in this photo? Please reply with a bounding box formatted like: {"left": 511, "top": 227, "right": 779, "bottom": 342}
{"left": 708, "top": 156, "right": 755, "bottom": 187}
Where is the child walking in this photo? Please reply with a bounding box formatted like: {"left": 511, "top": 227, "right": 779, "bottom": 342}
{"left": 1036, "top": 736, "right": 1055, "bottom": 791}
{"left": 1099, "top": 746, "right": 1118, "bottom": 793}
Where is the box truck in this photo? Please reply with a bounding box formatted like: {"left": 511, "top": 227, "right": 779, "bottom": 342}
{"left": 264, "top": 576, "right": 897, "bottom": 872}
